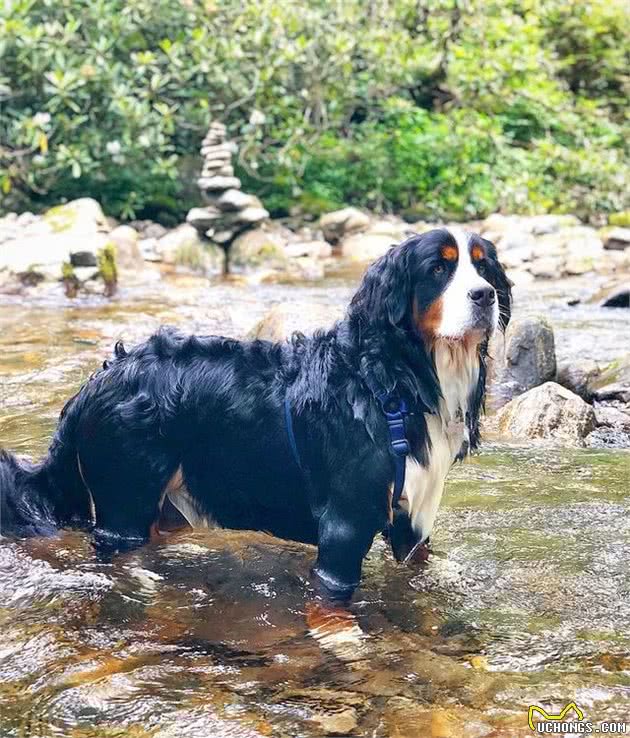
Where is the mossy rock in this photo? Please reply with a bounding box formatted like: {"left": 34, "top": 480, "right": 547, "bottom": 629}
{"left": 43, "top": 198, "right": 108, "bottom": 233}
{"left": 609, "top": 211, "right": 630, "bottom": 227}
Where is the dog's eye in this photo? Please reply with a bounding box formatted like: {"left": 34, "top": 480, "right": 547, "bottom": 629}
{"left": 477, "top": 262, "right": 487, "bottom": 276}
{"left": 433, "top": 263, "right": 446, "bottom": 277}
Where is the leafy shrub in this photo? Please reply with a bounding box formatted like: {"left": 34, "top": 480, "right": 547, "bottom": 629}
{"left": 0, "top": 0, "right": 628, "bottom": 221}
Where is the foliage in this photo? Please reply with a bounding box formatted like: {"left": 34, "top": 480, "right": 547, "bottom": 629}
{"left": 1, "top": 0, "right": 628, "bottom": 222}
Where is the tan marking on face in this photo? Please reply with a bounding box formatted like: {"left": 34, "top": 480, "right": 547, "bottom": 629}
{"left": 471, "top": 244, "right": 485, "bottom": 262}
{"left": 441, "top": 245, "right": 458, "bottom": 262}
{"left": 414, "top": 295, "right": 443, "bottom": 343}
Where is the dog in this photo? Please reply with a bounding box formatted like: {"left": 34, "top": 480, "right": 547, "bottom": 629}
{"left": 0, "top": 228, "right": 511, "bottom": 605}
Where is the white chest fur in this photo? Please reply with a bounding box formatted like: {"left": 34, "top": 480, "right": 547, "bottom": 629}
{"left": 403, "top": 340, "right": 480, "bottom": 541}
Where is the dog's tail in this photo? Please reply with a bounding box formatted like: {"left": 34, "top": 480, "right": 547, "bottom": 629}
{"left": 0, "top": 393, "right": 92, "bottom": 538}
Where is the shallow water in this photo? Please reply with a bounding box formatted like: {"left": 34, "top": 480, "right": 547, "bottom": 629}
{"left": 0, "top": 269, "right": 629, "bottom": 737}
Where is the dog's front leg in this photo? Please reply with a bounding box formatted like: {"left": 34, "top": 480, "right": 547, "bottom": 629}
{"left": 311, "top": 500, "right": 381, "bottom": 605}
{"left": 388, "top": 507, "right": 432, "bottom": 566}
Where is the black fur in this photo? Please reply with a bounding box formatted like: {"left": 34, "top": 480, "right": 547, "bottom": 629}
{"left": 0, "top": 230, "right": 511, "bottom": 603}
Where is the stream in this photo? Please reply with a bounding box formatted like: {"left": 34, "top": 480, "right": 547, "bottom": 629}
{"left": 0, "top": 269, "right": 629, "bottom": 737}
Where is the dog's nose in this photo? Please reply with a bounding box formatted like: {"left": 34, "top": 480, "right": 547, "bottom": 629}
{"left": 468, "top": 286, "right": 495, "bottom": 307}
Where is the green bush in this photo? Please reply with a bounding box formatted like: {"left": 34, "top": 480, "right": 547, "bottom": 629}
{"left": 1, "top": 0, "right": 628, "bottom": 222}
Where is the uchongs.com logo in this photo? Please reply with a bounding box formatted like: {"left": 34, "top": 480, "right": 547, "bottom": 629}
{"left": 528, "top": 702, "right": 628, "bottom": 734}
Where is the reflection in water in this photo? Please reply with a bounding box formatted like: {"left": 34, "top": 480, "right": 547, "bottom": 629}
{"left": 0, "top": 273, "right": 629, "bottom": 737}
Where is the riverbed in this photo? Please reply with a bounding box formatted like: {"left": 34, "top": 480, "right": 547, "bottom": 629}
{"left": 0, "top": 269, "right": 629, "bottom": 737}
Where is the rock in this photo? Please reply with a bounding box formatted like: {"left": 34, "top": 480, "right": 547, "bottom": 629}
{"left": 249, "top": 302, "right": 343, "bottom": 342}
{"left": 107, "top": 225, "right": 143, "bottom": 269}
{"left": 557, "top": 359, "right": 601, "bottom": 400}
{"left": 602, "top": 227, "right": 630, "bottom": 251}
{"left": 599, "top": 283, "right": 630, "bottom": 308}
{"left": 500, "top": 244, "right": 535, "bottom": 269}
{"left": 229, "top": 225, "right": 288, "bottom": 270}
{"left": 186, "top": 206, "right": 222, "bottom": 232}
{"left": 70, "top": 250, "right": 97, "bottom": 268}
{"left": 320, "top": 207, "right": 371, "bottom": 243}
{"left": 138, "top": 238, "right": 160, "bottom": 262}
{"left": 216, "top": 189, "right": 262, "bottom": 212}
{"left": 590, "top": 355, "right": 630, "bottom": 403}
{"left": 609, "top": 211, "right": 630, "bottom": 227}
{"left": 497, "top": 382, "right": 597, "bottom": 445}
{"left": 595, "top": 405, "right": 630, "bottom": 430}
{"left": 43, "top": 198, "right": 108, "bottom": 234}
{"left": 497, "top": 317, "right": 557, "bottom": 403}
{"left": 281, "top": 256, "right": 325, "bottom": 282}
{"left": 128, "top": 220, "right": 168, "bottom": 240}
{"left": 155, "top": 224, "right": 224, "bottom": 274}
{"left": 284, "top": 240, "right": 333, "bottom": 259}
{"left": 197, "top": 176, "right": 241, "bottom": 191}
{"left": 237, "top": 206, "right": 269, "bottom": 224}
{"left": 482, "top": 213, "right": 580, "bottom": 242}
{"left": 340, "top": 232, "right": 395, "bottom": 262}
{"left": 528, "top": 256, "right": 563, "bottom": 279}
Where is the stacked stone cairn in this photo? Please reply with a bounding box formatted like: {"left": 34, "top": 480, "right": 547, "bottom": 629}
{"left": 186, "top": 121, "right": 269, "bottom": 267}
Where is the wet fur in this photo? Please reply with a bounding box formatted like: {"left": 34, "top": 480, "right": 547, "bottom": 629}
{"left": 0, "top": 230, "right": 511, "bottom": 603}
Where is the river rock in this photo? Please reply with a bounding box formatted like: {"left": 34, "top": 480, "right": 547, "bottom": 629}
{"left": 43, "top": 198, "right": 109, "bottom": 234}
{"left": 320, "top": 207, "right": 371, "bottom": 243}
{"left": 197, "top": 175, "right": 241, "bottom": 191}
{"left": 602, "top": 227, "right": 630, "bottom": 251}
{"left": 497, "top": 382, "right": 597, "bottom": 445}
{"left": 229, "top": 225, "right": 288, "bottom": 270}
{"left": 557, "top": 359, "right": 601, "bottom": 401}
{"left": 590, "top": 355, "right": 630, "bottom": 403}
{"left": 107, "top": 225, "right": 144, "bottom": 269}
{"left": 249, "top": 302, "right": 343, "bottom": 342}
{"left": 496, "top": 317, "right": 557, "bottom": 403}
{"left": 0, "top": 198, "right": 111, "bottom": 278}
{"left": 216, "top": 189, "right": 263, "bottom": 212}
{"left": 155, "top": 224, "right": 224, "bottom": 274}
{"left": 340, "top": 232, "right": 395, "bottom": 262}
{"left": 284, "top": 240, "right": 332, "bottom": 259}
{"left": 186, "top": 206, "right": 222, "bottom": 232}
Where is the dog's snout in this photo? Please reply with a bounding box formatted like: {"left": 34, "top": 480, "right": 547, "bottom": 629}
{"left": 468, "top": 286, "right": 495, "bottom": 308}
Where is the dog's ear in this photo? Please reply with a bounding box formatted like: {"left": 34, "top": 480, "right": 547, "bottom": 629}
{"left": 349, "top": 245, "right": 410, "bottom": 329}
{"left": 482, "top": 238, "right": 512, "bottom": 332}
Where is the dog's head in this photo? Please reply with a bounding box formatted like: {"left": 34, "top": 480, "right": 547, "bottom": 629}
{"left": 350, "top": 228, "right": 512, "bottom": 344}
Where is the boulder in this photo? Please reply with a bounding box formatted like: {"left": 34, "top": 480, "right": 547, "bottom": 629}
{"left": 229, "top": 225, "right": 288, "bottom": 270}
{"left": 107, "top": 225, "right": 144, "bottom": 269}
{"left": 590, "top": 355, "right": 630, "bottom": 403}
{"left": 0, "top": 199, "right": 112, "bottom": 278}
{"left": 319, "top": 207, "right": 371, "bottom": 243}
{"left": 497, "top": 317, "right": 557, "bottom": 403}
{"left": 609, "top": 211, "right": 630, "bottom": 227}
{"left": 497, "top": 382, "right": 597, "bottom": 445}
{"left": 249, "top": 301, "right": 343, "bottom": 342}
{"left": 602, "top": 227, "right": 630, "bottom": 251}
{"left": 527, "top": 256, "right": 563, "bottom": 280}
{"left": 557, "top": 359, "right": 601, "bottom": 401}
{"left": 42, "top": 198, "right": 108, "bottom": 234}
{"left": 284, "top": 240, "right": 332, "bottom": 259}
{"left": 155, "top": 224, "right": 224, "bottom": 274}
{"left": 340, "top": 232, "right": 395, "bottom": 262}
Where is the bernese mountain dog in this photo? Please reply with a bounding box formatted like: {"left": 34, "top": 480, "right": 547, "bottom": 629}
{"left": 0, "top": 228, "right": 511, "bottom": 605}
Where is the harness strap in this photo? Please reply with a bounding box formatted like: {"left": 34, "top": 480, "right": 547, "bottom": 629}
{"left": 284, "top": 374, "right": 411, "bottom": 510}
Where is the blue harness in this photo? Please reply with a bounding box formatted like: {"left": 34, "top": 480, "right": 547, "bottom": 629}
{"left": 283, "top": 378, "right": 410, "bottom": 510}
